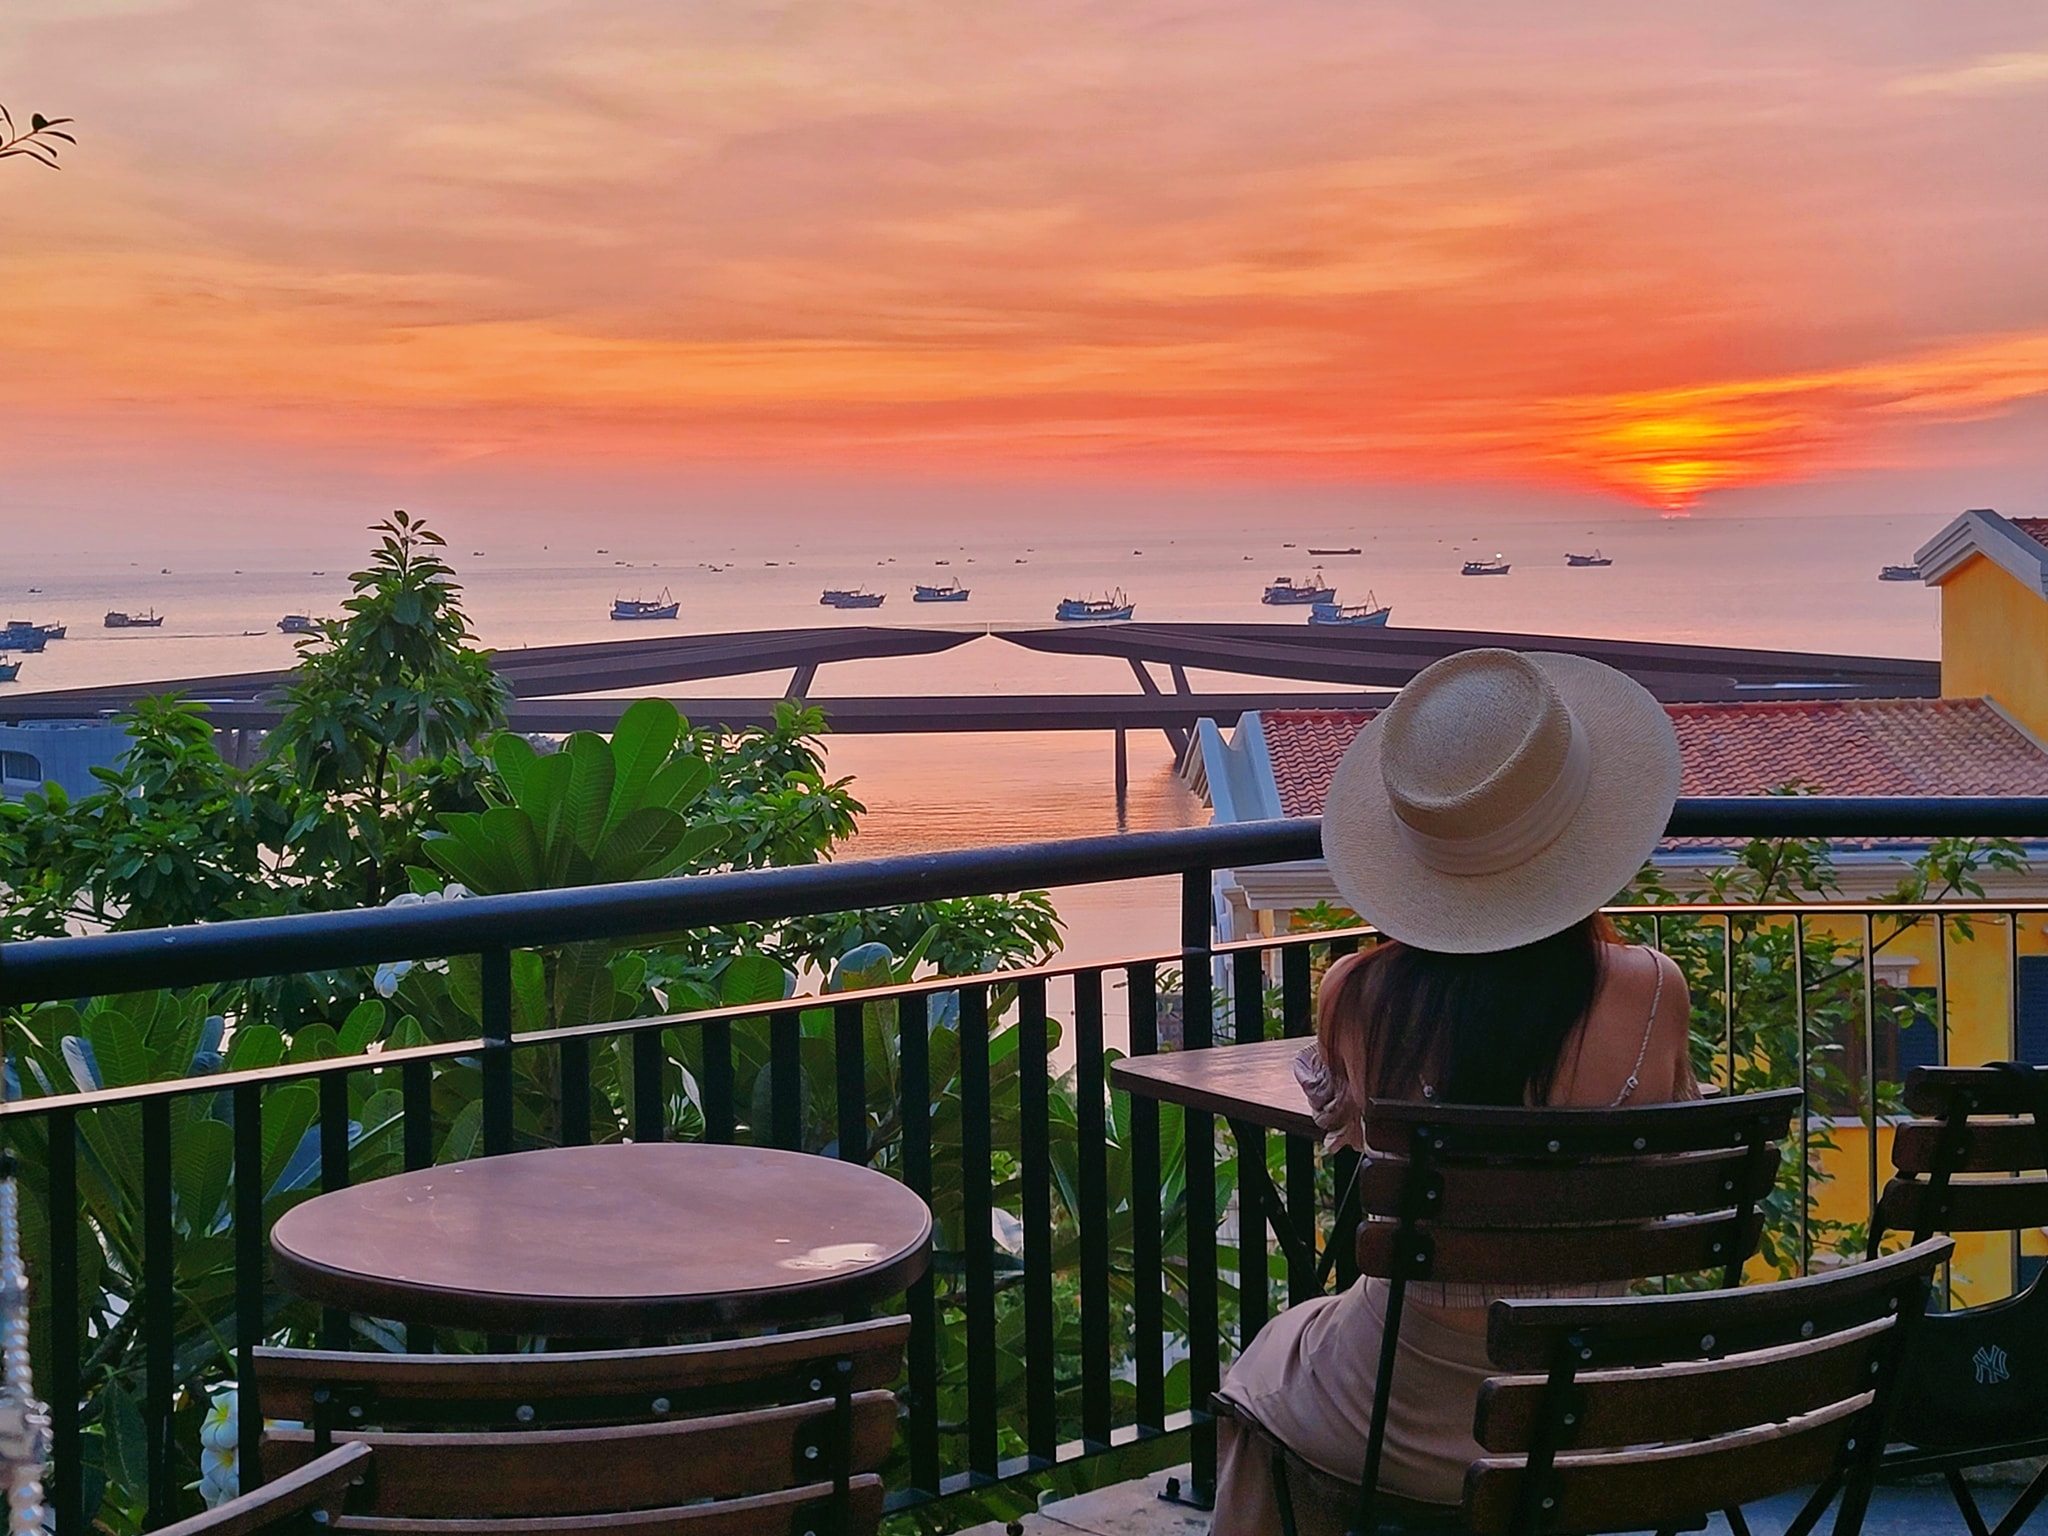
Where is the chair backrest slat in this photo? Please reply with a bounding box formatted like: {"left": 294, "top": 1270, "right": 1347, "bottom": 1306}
{"left": 256, "top": 1318, "right": 909, "bottom": 1427}
{"left": 329, "top": 1478, "right": 886, "bottom": 1536}
{"left": 1473, "top": 1317, "right": 1892, "bottom": 1452}
{"left": 1356, "top": 1144, "right": 1777, "bottom": 1227}
{"left": 1877, "top": 1176, "right": 2048, "bottom": 1238}
{"left": 1464, "top": 1397, "right": 1864, "bottom": 1536}
{"left": 266, "top": 1395, "right": 897, "bottom": 1518}
{"left": 1891, "top": 1119, "right": 2047, "bottom": 1177}
{"left": 1461, "top": 1239, "right": 1950, "bottom": 1536}
{"left": 1363, "top": 1090, "right": 1802, "bottom": 1159}
{"left": 152, "top": 1444, "right": 371, "bottom": 1536}
{"left": 1904, "top": 1066, "right": 2048, "bottom": 1118}
{"left": 1357, "top": 1211, "right": 1760, "bottom": 1287}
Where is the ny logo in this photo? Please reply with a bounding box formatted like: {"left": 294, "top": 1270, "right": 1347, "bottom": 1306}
{"left": 1974, "top": 1345, "right": 2012, "bottom": 1386}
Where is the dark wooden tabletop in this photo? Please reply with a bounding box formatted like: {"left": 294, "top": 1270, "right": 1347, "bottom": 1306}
{"left": 1111, "top": 1037, "right": 1319, "bottom": 1138}
{"left": 1112, "top": 1040, "right": 1722, "bottom": 1140}
{"left": 269, "top": 1143, "right": 933, "bottom": 1336}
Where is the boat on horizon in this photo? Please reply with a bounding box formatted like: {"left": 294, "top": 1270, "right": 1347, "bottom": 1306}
{"left": 1461, "top": 557, "right": 1510, "bottom": 576}
{"left": 6, "top": 619, "right": 66, "bottom": 641}
{"left": 1055, "top": 590, "right": 1135, "bottom": 622}
{"left": 1262, "top": 570, "right": 1337, "bottom": 605}
{"left": 2, "top": 619, "right": 61, "bottom": 648}
{"left": 1306, "top": 545, "right": 1362, "bottom": 556}
{"left": 1565, "top": 550, "right": 1613, "bottom": 567}
{"left": 104, "top": 609, "right": 165, "bottom": 629}
{"left": 913, "top": 578, "right": 970, "bottom": 603}
{"left": 1878, "top": 563, "right": 1923, "bottom": 582}
{"left": 1309, "top": 593, "right": 1391, "bottom": 626}
{"left": 278, "top": 614, "right": 320, "bottom": 634}
{"left": 612, "top": 591, "right": 680, "bottom": 621}
{"left": 0, "top": 657, "right": 20, "bottom": 683}
{"left": 821, "top": 588, "right": 886, "bottom": 609}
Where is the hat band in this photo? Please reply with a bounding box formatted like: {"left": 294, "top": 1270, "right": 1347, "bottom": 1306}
{"left": 1393, "top": 713, "right": 1591, "bottom": 876}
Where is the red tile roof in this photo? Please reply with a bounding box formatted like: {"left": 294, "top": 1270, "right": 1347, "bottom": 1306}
{"left": 2013, "top": 517, "right": 2048, "bottom": 553}
{"left": 1257, "top": 697, "right": 2048, "bottom": 818}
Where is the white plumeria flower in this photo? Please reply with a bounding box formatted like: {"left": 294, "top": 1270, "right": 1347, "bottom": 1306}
{"left": 198, "top": 1387, "right": 238, "bottom": 1507}
{"left": 374, "top": 886, "right": 472, "bottom": 995}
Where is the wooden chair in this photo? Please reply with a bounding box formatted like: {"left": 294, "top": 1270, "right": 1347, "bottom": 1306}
{"left": 1229, "top": 1089, "right": 1802, "bottom": 1536}
{"left": 152, "top": 1444, "right": 371, "bottom": 1536}
{"left": 1869, "top": 1063, "right": 2048, "bottom": 1536}
{"left": 250, "top": 1317, "right": 908, "bottom": 1536}
{"left": 1463, "top": 1235, "right": 1951, "bottom": 1536}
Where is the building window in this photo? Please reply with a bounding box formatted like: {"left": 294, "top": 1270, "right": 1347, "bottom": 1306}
{"left": 0, "top": 750, "right": 42, "bottom": 783}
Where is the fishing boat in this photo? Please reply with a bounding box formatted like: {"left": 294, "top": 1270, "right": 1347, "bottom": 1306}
{"left": 1306, "top": 545, "right": 1362, "bottom": 556}
{"left": 1878, "top": 563, "right": 1923, "bottom": 582}
{"left": 1309, "top": 594, "right": 1391, "bottom": 626}
{"left": 1460, "top": 557, "right": 1510, "bottom": 576}
{"left": 0, "top": 658, "right": 20, "bottom": 683}
{"left": 1055, "top": 590, "right": 1135, "bottom": 622}
{"left": 1565, "top": 550, "right": 1613, "bottom": 567}
{"left": 913, "top": 578, "right": 970, "bottom": 603}
{"left": 820, "top": 588, "right": 886, "bottom": 609}
{"left": 278, "top": 614, "right": 319, "bottom": 634}
{"left": 7, "top": 620, "right": 66, "bottom": 640}
{"left": 104, "top": 609, "right": 166, "bottom": 628}
{"left": 611, "top": 591, "right": 680, "bottom": 621}
{"left": 1, "top": 620, "right": 58, "bottom": 647}
{"left": 1262, "top": 570, "right": 1337, "bottom": 605}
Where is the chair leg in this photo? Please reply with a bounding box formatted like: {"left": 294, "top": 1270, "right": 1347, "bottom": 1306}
{"left": 1782, "top": 1466, "right": 1842, "bottom": 1536}
{"left": 1949, "top": 1469, "right": 1996, "bottom": 1536}
{"left": 1722, "top": 1506, "right": 1754, "bottom": 1536}
{"left": 1990, "top": 1463, "right": 2048, "bottom": 1536}
{"left": 1271, "top": 1446, "right": 1301, "bottom": 1536}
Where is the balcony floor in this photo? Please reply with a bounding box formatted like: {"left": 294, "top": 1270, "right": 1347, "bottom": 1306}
{"left": 960, "top": 1464, "right": 2028, "bottom": 1536}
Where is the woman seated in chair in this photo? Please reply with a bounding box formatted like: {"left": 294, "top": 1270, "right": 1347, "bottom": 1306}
{"left": 1213, "top": 647, "right": 1698, "bottom": 1535}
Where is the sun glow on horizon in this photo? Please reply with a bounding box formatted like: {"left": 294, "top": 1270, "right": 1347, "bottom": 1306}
{"left": 4, "top": 3, "right": 2048, "bottom": 514}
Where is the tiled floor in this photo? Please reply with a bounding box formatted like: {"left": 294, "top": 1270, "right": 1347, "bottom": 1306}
{"left": 957, "top": 1464, "right": 2020, "bottom": 1536}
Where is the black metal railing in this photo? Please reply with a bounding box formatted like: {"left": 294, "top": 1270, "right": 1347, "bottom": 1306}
{"left": 4, "top": 798, "right": 2048, "bottom": 1533}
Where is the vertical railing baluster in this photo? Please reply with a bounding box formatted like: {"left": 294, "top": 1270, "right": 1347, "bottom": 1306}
{"left": 1076, "top": 967, "right": 1111, "bottom": 1451}
{"left": 1723, "top": 913, "right": 1737, "bottom": 1092}
{"left": 400, "top": 1058, "right": 436, "bottom": 1353}
{"left": 1182, "top": 869, "right": 1219, "bottom": 1505}
{"left": 834, "top": 1002, "right": 866, "bottom": 1165}
{"left": 1127, "top": 961, "right": 1166, "bottom": 1436}
{"left": 1281, "top": 944, "right": 1315, "bottom": 1304}
{"left": 1936, "top": 912, "right": 1950, "bottom": 1065}
{"left": 1794, "top": 913, "right": 1810, "bottom": 1276}
{"left": 1232, "top": 948, "right": 1267, "bottom": 1345}
{"left": 319, "top": 1070, "right": 351, "bottom": 1350}
{"left": 559, "top": 1037, "right": 591, "bottom": 1147}
{"left": 1017, "top": 976, "right": 1055, "bottom": 1465}
{"left": 2012, "top": 908, "right": 2025, "bottom": 1292}
{"left": 232, "top": 1083, "right": 265, "bottom": 1487}
{"left": 1863, "top": 912, "right": 1879, "bottom": 1240}
{"left": 959, "top": 984, "right": 998, "bottom": 1481}
{"left": 702, "top": 1019, "right": 735, "bottom": 1144}
{"left": 632, "top": 1026, "right": 664, "bottom": 1143}
{"left": 142, "top": 1098, "right": 175, "bottom": 1529}
{"left": 897, "top": 991, "right": 941, "bottom": 1495}
{"left": 480, "top": 944, "right": 514, "bottom": 1157}
{"left": 48, "top": 1110, "right": 79, "bottom": 1536}
{"left": 770, "top": 1012, "right": 803, "bottom": 1152}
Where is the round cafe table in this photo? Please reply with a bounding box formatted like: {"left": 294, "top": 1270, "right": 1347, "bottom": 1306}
{"left": 269, "top": 1142, "right": 933, "bottom": 1336}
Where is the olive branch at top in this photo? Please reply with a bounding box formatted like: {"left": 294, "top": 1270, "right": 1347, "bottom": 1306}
{"left": 0, "top": 104, "right": 75, "bottom": 169}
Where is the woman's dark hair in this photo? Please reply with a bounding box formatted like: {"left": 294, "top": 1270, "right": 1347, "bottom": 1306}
{"left": 1316, "top": 913, "right": 1614, "bottom": 1111}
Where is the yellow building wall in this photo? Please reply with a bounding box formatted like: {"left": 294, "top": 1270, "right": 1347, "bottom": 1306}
{"left": 1940, "top": 553, "right": 2048, "bottom": 742}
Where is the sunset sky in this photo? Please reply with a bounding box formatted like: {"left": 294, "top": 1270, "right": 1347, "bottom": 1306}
{"left": 4, "top": 1, "right": 2047, "bottom": 522}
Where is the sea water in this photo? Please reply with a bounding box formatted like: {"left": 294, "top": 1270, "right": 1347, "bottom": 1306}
{"left": 4, "top": 505, "right": 1942, "bottom": 971}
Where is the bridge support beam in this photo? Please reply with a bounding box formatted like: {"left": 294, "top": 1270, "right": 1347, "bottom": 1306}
{"left": 1114, "top": 724, "right": 1129, "bottom": 824}
{"left": 786, "top": 662, "right": 819, "bottom": 699}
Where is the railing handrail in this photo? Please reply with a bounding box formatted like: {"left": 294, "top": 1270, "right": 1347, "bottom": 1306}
{"left": 4, "top": 797, "right": 2048, "bottom": 1007}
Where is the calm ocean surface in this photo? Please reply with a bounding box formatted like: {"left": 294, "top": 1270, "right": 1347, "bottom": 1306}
{"left": 5, "top": 506, "right": 1940, "bottom": 970}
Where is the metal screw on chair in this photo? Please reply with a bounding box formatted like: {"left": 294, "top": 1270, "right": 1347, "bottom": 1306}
{"left": 312, "top": 1512, "right": 330, "bottom": 1526}
{"left": 1711, "top": 1243, "right": 1722, "bottom": 1255}
{"left": 805, "top": 1444, "right": 819, "bottom": 1460}
{"left": 1542, "top": 1497, "right": 1556, "bottom": 1510}
{"left": 1580, "top": 1347, "right": 1593, "bottom": 1361}
{"left": 1563, "top": 1413, "right": 1577, "bottom": 1426}
{"left": 1701, "top": 1334, "right": 1716, "bottom": 1351}
{"left": 516, "top": 1404, "right": 535, "bottom": 1423}
{"left": 1846, "top": 1439, "right": 1857, "bottom": 1452}
{"left": 1547, "top": 1140, "right": 1560, "bottom": 1153}
{"left": 1800, "top": 1321, "right": 1814, "bottom": 1337}
{"left": 349, "top": 1405, "right": 364, "bottom": 1419}
{"left": 1425, "top": 1189, "right": 1438, "bottom": 1202}
{"left": 651, "top": 1397, "right": 670, "bottom": 1413}
{"left": 1634, "top": 1138, "right": 1647, "bottom": 1151}
{"left": 810, "top": 1378, "right": 823, "bottom": 1392}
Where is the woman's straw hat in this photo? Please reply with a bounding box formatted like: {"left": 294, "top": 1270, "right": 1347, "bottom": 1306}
{"left": 1321, "top": 648, "right": 1681, "bottom": 953}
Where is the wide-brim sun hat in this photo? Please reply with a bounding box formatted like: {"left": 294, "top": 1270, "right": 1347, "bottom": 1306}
{"left": 1321, "top": 648, "right": 1682, "bottom": 954}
